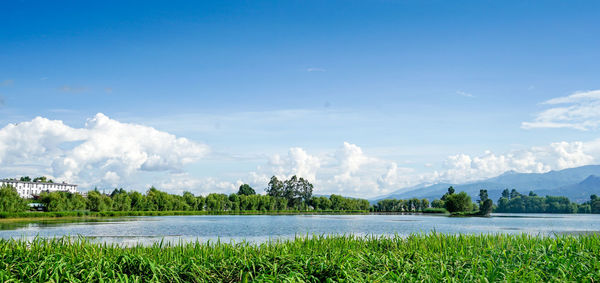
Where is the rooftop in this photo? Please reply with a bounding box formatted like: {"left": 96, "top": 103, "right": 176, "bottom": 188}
{"left": 0, "top": 179, "right": 77, "bottom": 186}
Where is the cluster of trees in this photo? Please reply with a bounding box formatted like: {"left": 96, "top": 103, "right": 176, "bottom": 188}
{"left": 429, "top": 187, "right": 493, "bottom": 215}
{"left": 7, "top": 176, "right": 55, "bottom": 183}
{"left": 583, "top": 195, "right": 600, "bottom": 214}
{"left": 373, "top": 198, "right": 430, "bottom": 212}
{"left": 496, "top": 189, "right": 585, "bottom": 213}
{"left": 0, "top": 185, "right": 28, "bottom": 212}
{"left": 0, "top": 176, "right": 370, "bottom": 213}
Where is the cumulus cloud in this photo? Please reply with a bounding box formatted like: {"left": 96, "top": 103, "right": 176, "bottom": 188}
{"left": 247, "top": 138, "right": 600, "bottom": 198}
{"left": 249, "top": 142, "right": 415, "bottom": 197}
{"left": 0, "top": 113, "right": 209, "bottom": 188}
{"left": 522, "top": 89, "right": 600, "bottom": 131}
{"left": 158, "top": 173, "right": 242, "bottom": 195}
{"left": 252, "top": 147, "right": 321, "bottom": 184}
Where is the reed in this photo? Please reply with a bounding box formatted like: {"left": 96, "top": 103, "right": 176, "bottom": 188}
{"left": 0, "top": 233, "right": 598, "bottom": 282}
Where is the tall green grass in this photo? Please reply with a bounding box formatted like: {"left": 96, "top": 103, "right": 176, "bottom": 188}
{"left": 0, "top": 233, "right": 598, "bottom": 282}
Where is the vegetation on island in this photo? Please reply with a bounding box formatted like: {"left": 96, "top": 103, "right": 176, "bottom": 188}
{"left": 1, "top": 234, "right": 599, "bottom": 282}
{"left": 375, "top": 187, "right": 494, "bottom": 216}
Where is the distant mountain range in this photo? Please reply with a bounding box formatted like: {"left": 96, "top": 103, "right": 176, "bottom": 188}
{"left": 372, "top": 165, "right": 600, "bottom": 203}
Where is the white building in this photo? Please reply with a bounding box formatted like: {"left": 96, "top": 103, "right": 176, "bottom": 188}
{"left": 0, "top": 179, "right": 78, "bottom": 198}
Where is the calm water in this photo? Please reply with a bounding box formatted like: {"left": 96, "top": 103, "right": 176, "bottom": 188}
{"left": 1, "top": 213, "right": 599, "bottom": 245}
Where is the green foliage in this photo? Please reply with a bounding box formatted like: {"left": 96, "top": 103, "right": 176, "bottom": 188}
{"left": 237, "top": 184, "right": 256, "bottom": 196}
{"left": 477, "top": 189, "right": 493, "bottom": 216}
{"left": 373, "top": 198, "right": 431, "bottom": 212}
{"left": 32, "top": 176, "right": 53, "bottom": 183}
{"left": 266, "top": 175, "right": 313, "bottom": 209}
{"left": 19, "top": 176, "right": 31, "bottom": 182}
{"left": 431, "top": 199, "right": 445, "bottom": 208}
{"left": 1, "top": 234, "right": 599, "bottom": 282}
{"left": 444, "top": 192, "right": 472, "bottom": 213}
{"left": 496, "top": 189, "right": 580, "bottom": 213}
{"left": 39, "top": 191, "right": 86, "bottom": 212}
{"left": 0, "top": 185, "right": 28, "bottom": 213}
{"left": 86, "top": 190, "right": 113, "bottom": 212}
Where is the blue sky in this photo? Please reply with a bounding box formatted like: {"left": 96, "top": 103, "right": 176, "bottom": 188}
{"left": 1, "top": 0, "right": 599, "bottom": 197}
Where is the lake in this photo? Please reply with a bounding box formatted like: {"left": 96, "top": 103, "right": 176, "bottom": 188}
{"left": 1, "top": 213, "right": 599, "bottom": 245}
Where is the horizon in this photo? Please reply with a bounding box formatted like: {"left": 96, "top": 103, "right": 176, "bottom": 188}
{"left": 2, "top": 0, "right": 600, "bottom": 198}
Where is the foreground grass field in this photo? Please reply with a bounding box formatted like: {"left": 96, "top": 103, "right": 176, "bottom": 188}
{"left": 1, "top": 234, "right": 599, "bottom": 282}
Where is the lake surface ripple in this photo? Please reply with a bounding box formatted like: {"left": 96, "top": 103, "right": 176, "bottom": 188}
{"left": 1, "top": 213, "right": 599, "bottom": 245}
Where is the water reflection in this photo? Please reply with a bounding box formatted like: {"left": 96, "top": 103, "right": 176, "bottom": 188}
{"left": 1, "top": 214, "right": 599, "bottom": 245}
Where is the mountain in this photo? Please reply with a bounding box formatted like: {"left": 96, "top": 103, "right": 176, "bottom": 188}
{"left": 535, "top": 175, "right": 600, "bottom": 203}
{"left": 372, "top": 165, "right": 600, "bottom": 203}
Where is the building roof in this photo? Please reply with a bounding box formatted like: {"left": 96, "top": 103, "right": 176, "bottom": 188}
{"left": 0, "top": 179, "right": 77, "bottom": 187}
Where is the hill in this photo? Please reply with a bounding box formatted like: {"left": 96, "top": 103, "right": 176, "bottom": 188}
{"left": 373, "top": 165, "right": 600, "bottom": 203}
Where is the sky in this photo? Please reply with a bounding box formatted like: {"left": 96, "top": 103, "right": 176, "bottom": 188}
{"left": 1, "top": 0, "right": 600, "bottom": 198}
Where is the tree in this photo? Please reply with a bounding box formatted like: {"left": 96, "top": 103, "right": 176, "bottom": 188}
{"left": 478, "top": 189, "right": 493, "bottom": 216}
{"left": 478, "top": 190, "right": 488, "bottom": 205}
{"left": 19, "top": 176, "right": 31, "bottom": 182}
{"left": 431, "top": 199, "right": 445, "bottom": 208}
{"left": 479, "top": 199, "right": 494, "bottom": 215}
{"left": 0, "top": 185, "right": 27, "bottom": 212}
{"left": 111, "top": 191, "right": 132, "bottom": 211}
{"left": 510, "top": 189, "right": 520, "bottom": 199}
{"left": 87, "top": 190, "right": 113, "bottom": 212}
{"left": 441, "top": 186, "right": 455, "bottom": 201}
{"left": 33, "top": 176, "right": 53, "bottom": 183}
{"left": 265, "top": 176, "right": 284, "bottom": 198}
{"left": 444, "top": 192, "right": 472, "bottom": 213}
{"left": 501, "top": 189, "right": 510, "bottom": 199}
{"left": 237, "top": 184, "right": 256, "bottom": 196}
{"left": 420, "top": 199, "right": 430, "bottom": 210}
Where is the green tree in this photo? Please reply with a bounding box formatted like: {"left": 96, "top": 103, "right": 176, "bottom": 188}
{"left": 444, "top": 192, "right": 472, "bottom": 213}
{"left": 111, "top": 190, "right": 132, "bottom": 211}
{"left": 441, "top": 186, "right": 455, "bottom": 201}
{"left": 431, "top": 199, "right": 445, "bottom": 208}
{"left": 19, "top": 176, "right": 31, "bottom": 182}
{"left": 0, "top": 185, "right": 27, "bottom": 212}
{"left": 237, "top": 184, "right": 256, "bottom": 196}
{"left": 265, "top": 176, "right": 284, "bottom": 198}
{"left": 87, "top": 190, "right": 113, "bottom": 212}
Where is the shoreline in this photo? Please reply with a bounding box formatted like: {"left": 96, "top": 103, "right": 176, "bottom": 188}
{"left": 0, "top": 210, "right": 455, "bottom": 222}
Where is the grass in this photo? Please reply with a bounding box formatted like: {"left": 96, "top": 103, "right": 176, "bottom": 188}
{"left": 0, "top": 210, "right": 370, "bottom": 220}
{"left": 0, "top": 234, "right": 599, "bottom": 282}
{"left": 421, "top": 207, "right": 448, "bottom": 214}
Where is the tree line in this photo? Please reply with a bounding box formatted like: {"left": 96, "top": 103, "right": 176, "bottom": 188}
{"left": 375, "top": 187, "right": 493, "bottom": 216}
{"left": 495, "top": 189, "right": 600, "bottom": 214}
{"left": 0, "top": 175, "right": 369, "bottom": 213}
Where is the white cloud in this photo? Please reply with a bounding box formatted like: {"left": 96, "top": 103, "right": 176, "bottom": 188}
{"left": 158, "top": 173, "right": 242, "bottom": 195}
{"left": 522, "top": 89, "right": 600, "bottom": 131}
{"left": 456, "top": 90, "right": 474, "bottom": 98}
{"left": 0, "top": 113, "right": 209, "bottom": 189}
{"left": 250, "top": 142, "right": 416, "bottom": 197}
{"left": 247, "top": 139, "right": 600, "bottom": 198}
{"left": 252, "top": 147, "right": 321, "bottom": 184}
